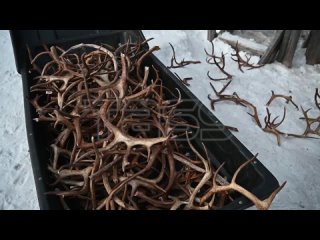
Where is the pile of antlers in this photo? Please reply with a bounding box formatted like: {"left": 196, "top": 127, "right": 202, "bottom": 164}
{"left": 29, "top": 39, "right": 284, "bottom": 210}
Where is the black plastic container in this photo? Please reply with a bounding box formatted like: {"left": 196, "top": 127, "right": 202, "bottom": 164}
{"left": 10, "top": 30, "right": 280, "bottom": 210}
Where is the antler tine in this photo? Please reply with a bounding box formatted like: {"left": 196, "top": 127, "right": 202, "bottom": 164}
{"left": 264, "top": 107, "right": 271, "bottom": 126}
{"left": 266, "top": 90, "right": 275, "bottom": 106}
{"left": 209, "top": 82, "right": 220, "bottom": 96}
{"left": 136, "top": 46, "right": 160, "bottom": 82}
{"left": 266, "top": 90, "right": 299, "bottom": 110}
{"left": 174, "top": 73, "right": 193, "bottom": 87}
{"left": 262, "top": 107, "right": 295, "bottom": 146}
{"left": 213, "top": 162, "right": 226, "bottom": 186}
{"left": 205, "top": 41, "right": 224, "bottom": 65}
{"left": 272, "top": 107, "right": 286, "bottom": 128}
{"left": 231, "top": 42, "right": 244, "bottom": 73}
{"left": 207, "top": 53, "right": 232, "bottom": 81}
{"left": 263, "top": 181, "right": 287, "bottom": 207}
{"left": 205, "top": 41, "right": 233, "bottom": 81}
{"left": 231, "top": 41, "right": 264, "bottom": 72}
{"left": 219, "top": 53, "right": 226, "bottom": 69}
{"left": 205, "top": 41, "right": 214, "bottom": 57}
{"left": 201, "top": 153, "right": 284, "bottom": 210}
{"left": 298, "top": 106, "right": 320, "bottom": 137}
{"left": 315, "top": 88, "right": 320, "bottom": 111}
{"left": 168, "top": 42, "right": 201, "bottom": 69}
{"left": 231, "top": 153, "right": 258, "bottom": 183}
{"left": 200, "top": 160, "right": 227, "bottom": 205}
{"left": 185, "top": 133, "right": 213, "bottom": 209}
{"left": 246, "top": 105, "right": 262, "bottom": 128}
{"left": 169, "top": 42, "right": 177, "bottom": 64}
{"left": 244, "top": 53, "right": 252, "bottom": 62}
{"left": 207, "top": 71, "right": 228, "bottom": 81}
{"left": 209, "top": 80, "right": 232, "bottom": 97}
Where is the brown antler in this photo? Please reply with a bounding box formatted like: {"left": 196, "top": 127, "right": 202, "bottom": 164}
{"left": 315, "top": 88, "right": 320, "bottom": 111}
{"left": 205, "top": 42, "right": 233, "bottom": 81}
{"left": 299, "top": 107, "right": 320, "bottom": 136}
{"left": 208, "top": 90, "right": 262, "bottom": 128}
{"left": 174, "top": 73, "right": 193, "bottom": 87}
{"left": 266, "top": 90, "right": 299, "bottom": 110}
{"left": 225, "top": 125, "right": 239, "bottom": 132}
{"left": 209, "top": 80, "right": 232, "bottom": 97}
{"left": 262, "top": 107, "right": 288, "bottom": 146}
{"left": 262, "top": 107, "right": 316, "bottom": 145}
{"left": 201, "top": 154, "right": 287, "bottom": 210}
{"left": 167, "top": 43, "right": 201, "bottom": 69}
{"left": 231, "top": 42, "right": 264, "bottom": 72}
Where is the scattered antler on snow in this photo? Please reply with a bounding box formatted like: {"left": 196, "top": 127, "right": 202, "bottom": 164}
{"left": 205, "top": 42, "right": 233, "bottom": 81}
{"left": 266, "top": 90, "right": 299, "bottom": 110}
{"left": 231, "top": 41, "right": 265, "bottom": 72}
{"left": 167, "top": 43, "right": 201, "bottom": 69}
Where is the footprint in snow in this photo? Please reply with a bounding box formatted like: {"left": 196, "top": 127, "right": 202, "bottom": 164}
{"left": 5, "top": 194, "right": 12, "bottom": 205}
{"left": 14, "top": 164, "right": 22, "bottom": 171}
{"left": 13, "top": 168, "right": 29, "bottom": 186}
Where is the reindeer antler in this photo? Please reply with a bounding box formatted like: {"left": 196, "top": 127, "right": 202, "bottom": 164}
{"left": 231, "top": 41, "right": 264, "bottom": 72}
{"left": 201, "top": 154, "right": 287, "bottom": 210}
{"left": 315, "top": 88, "right": 320, "bottom": 111}
{"left": 174, "top": 73, "right": 193, "bottom": 87}
{"left": 208, "top": 91, "right": 262, "bottom": 128}
{"left": 299, "top": 106, "right": 320, "bottom": 136}
{"left": 205, "top": 42, "right": 233, "bottom": 81}
{"left": 167, "top": 43, "right": 201, "bottom": 69}
{"left": 262, "top": 107, "right": 288, "bottom": 146}
{"left": 266, "top": 90, "right": 299, "bottom": 110}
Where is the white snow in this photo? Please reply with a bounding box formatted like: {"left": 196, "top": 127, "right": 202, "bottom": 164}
{"left": 218, "top": 31, "right": 267, "bottom": 56}
{"left": 1, "top": 30, "right": 319, "bottom": 209}
{"left": 0, "top": 30, "right": 39, "bottom": 209}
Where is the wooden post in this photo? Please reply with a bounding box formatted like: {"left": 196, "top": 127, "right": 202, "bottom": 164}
{"left": 259, "top": 30, "right": 301, "bottom": 68}
{"left": 207, "top": 30, "right": 217, "bottom": 42}
{"left": 258, "top": 30, "right": 284, "bottom": 65}
{"left": 302, "top": 31, "right": 311, "bottom": 48}
{"left": 276, "top": 30, "right": 301, "bottom": 68}
{"left": 305, "top": 30, "right": 320, "bottom": 65}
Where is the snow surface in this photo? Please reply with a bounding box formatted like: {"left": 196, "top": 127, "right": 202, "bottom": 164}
{"left": 233, "top": 30, "right": 277, "bottom": 46}
{"left": 1, "top": 30, "right": 320, "bottom": 210}
{"left": 219, "top": 32, "right": 267, "bottom": 56}
{"left": 0, "top": 30, "right": 38, "bottom": 209}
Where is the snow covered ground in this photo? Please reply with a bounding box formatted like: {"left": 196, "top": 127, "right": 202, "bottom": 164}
{"left": 0, "top": 30, "right": 38, "bottom": 209}
{"left": 1, "top": 30, "right": 319, "bottom": 209}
